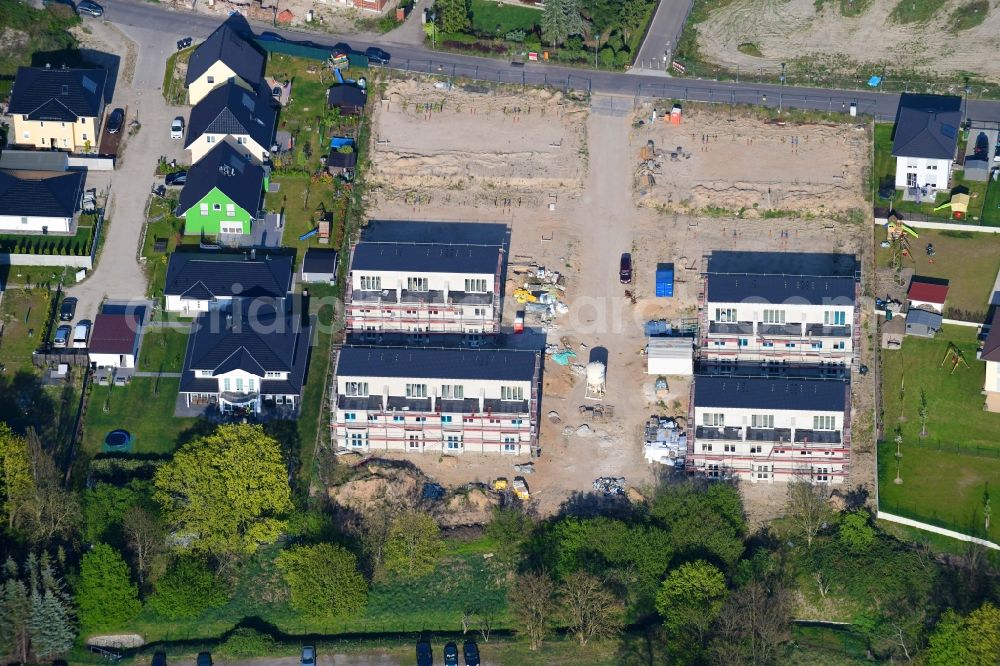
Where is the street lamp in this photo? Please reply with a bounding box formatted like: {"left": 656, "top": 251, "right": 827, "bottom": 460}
{"left": 779, "top": 62, "right": 786, "bottom": 111}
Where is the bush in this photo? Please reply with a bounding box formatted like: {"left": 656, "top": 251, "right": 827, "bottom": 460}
{"left": 505, "top": 29, "right": 526, "bottom": 42}
{"left": 76, "top": 544, "right": 142, "bottom": 630}
{"left": 276, "top": 543, "right": 367, "bottom": 621}
{"left": 149, "top": 556, "right": 229, "bottom": 619}
{"left": 218, "top": 628, "right": 276, "bottom": 659}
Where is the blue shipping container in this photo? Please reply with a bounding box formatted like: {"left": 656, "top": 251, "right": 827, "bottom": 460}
{"left": 655, "top": 264, "right": 674, "bottom": 298}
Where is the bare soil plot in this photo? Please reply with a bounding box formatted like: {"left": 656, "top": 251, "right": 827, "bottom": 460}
{"left": 635, "top": 107, "right": 869, "bottom": 215}
{"left": 694, "top": 0, "right": 1000, "bottom": 81}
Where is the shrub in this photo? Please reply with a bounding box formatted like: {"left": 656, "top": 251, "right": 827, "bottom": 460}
{"left": 505, "top": 29, "right": 526, "bottom": 42}
{"left": 218, "top": 628, "right": 276, "bottom": 659}
{"left": 149, "top": 556, "right": 229, "bottom": 619}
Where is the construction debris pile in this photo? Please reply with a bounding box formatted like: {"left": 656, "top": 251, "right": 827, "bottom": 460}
{"left": 593, "top": 476, "right": 626, "bottom": 496}
{"left": 643, "top": 416, "right": 687, "bottom": 468}
{"left": 511, "top": 262, "right": 568, "bottom": 330}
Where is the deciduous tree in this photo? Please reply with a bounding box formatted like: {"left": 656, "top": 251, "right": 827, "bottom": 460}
{"left": 785, "top": 480, "right": 831, "bottom": 548}
{"left": 277, "top": 543, "right": 367, "bottom": 620}
{"left": 122, "top": 505, "right": 165, "bottom": 586}
{"left": 75, "top": 544, "right": 140, "bottom": 631}
{"left": 656, "top": 560, "right": 728, "bottom": 652}
{"left": 153, "top": 424, "right": 293, "bottom": 555}
{"left": 619, "top": 0, "right": 647, "bottom": 43}
{"left": 925, "top": 602, "right": 1000, "bottom": 666}
{"left": 485, "top": 505, "right": 533, "bottom": 567}
{"left": 560, "top": 572, "right": 624, "bottom": 645}
{"left": 0, "top": 424, "right": 33, "bottom": 530}
{"left": 436, "top": 0, "right": 470, "bottom": 33}
{"left": 383, "top": 511, "right": 445, "bottom": 579}
{"left": 837, "top": 509, "right": 876, "bottom": 555}
{"left": 149, "top": 556, "right": 228, "bottom": 620}
{"left": 709, "top": 580, "right": 792, "bottom": 665}
{"left": 508, "top": 571, "right": 558, "bottom": 650}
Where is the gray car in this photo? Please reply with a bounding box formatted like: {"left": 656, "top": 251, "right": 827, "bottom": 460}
{"left": 301, "top": 646, "right": 315, "bottom": 665}
{"left": 77, "top": 0, "right": 103, "bottom": 16}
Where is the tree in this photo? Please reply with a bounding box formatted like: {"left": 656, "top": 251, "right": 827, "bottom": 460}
{"left": 541, "top": 0, "right": 585, "bottom": 46}
{"left": 837, "top": 510, "right": 876, "bottom": 554}
{"left": 784, "top": 480, "right": 831, "bottom": 548}
{"left": 560, "top": 572, "right": 624, "bottom": 645}
{"left": 485, "top": 505, "right": 533, "bottom": 567}
{"left": 122, "top": 506, "right": 165, "bottom": 587}
{"left": 0, "top": 424, "right": 33, "bottom": 530}
{"left": 656, "top": 560, "right": 728, "bottom": 652}
{"left": 507, "top": 571, "right": 558, "bottom": 650}
{"left": 619, "top": 0, "right": 647, "bottom": 43}
{"left": 383, "top": 511, "right": 445, "bottom": 579}
{"left": 0, "top": 558, "right": 31, "bottom": 662}
{"left": 598, "top": 46, "right": 615, "bottom": 68}
{"left": 918, "top": 388, "right": 929, "bottom": 437}
{"left": 153, "top": 424, "right": 293, "bottom": 555}
{"left": 6, "top": 429, "right": 80, "bottom": 544}
{"left": 437, "top": 0, "right": 469, "bottom": 33}
{"left": 709, "top": 581, "right": 792, "bottom": 666}
{"left": 83, "top": 480, "right": 152, "bottom": 543}
{"left": 276, "top": 543, "right": 367, "bottom": 621}
{"left": 24, "top": 553, "right": 75, "bottom": 659}
{"left": 75, "top": 544, "right": 141, "bottom": 631}
{"left": 926, "top": 603, "right": 1000, "bottom": 666}
{"left": 149, "top": 556, "right": 229, "bottom": 620}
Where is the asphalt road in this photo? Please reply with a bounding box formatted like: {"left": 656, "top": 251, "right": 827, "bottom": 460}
{"left": 633, "top": 0, "right": 694, "bottom": 72}
{"left": 100, "top": 0, "right": 1000, "bottom": 122}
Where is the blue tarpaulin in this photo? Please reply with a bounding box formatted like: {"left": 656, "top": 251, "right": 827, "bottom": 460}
{"left": 330, "top": 137, "right": 354, "bottom": 149}
{"left": 551, "top": 350, "right": 577, "bottom": 366}
{"left": 867, "top": 75, "right": 882, "bottom": 87}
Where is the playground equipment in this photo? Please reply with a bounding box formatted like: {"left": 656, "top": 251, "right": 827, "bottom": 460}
{"left": 887, "top": 219, "right": 918, "bottom": 239}
{"left": 298, "top": 227, "right": 319, "bottom": 241}
{"left": 933, "top": 192, "right": 970, "bottom": 220}
{"left": 940, "top": 341, "right": 971, "bottom": 374}
{"left": 585, "top": 361, "right": 607, "bottom": 401}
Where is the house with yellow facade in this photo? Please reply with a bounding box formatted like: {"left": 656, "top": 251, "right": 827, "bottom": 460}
{"left": 185, "top": 17, "right": 265, "bottom": 106}
{"left": 7, "top": 66, "right": 108, "bottom": 153}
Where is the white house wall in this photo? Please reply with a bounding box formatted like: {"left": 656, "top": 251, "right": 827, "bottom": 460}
{"left": 188, "top": 134, "right": 269, "bottom": 165}
{"left": 0, "top": 214, "right": 72, "bottom": 233}
{"left": 894, "top": 156, "right": 951, "bottom": 190}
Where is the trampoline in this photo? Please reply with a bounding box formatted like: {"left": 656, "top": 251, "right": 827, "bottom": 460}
{"left": 103, "top": 429, "right": 133, "bottom": 453}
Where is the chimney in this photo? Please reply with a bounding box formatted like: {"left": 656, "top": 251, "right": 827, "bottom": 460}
{"left": 251, "top": 248, "right": 256, "bottom": 260}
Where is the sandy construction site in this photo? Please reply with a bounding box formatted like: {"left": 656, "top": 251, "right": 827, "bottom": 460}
{"left": 363, "top": 87, "right": 875, "bottom": 521}
{"left": 634, "top": 106, "right": 869, "bottom": 215}
{"left": 695, "top": 0, "right": 1000, "bottom": 80}
{"left": 368, "top": 79, "right": 588, "bottom": 215}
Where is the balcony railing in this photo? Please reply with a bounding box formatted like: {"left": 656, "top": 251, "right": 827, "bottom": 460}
{"left": 708, "top": 321, "right": 754, "bottom": 335}
{"left": 695, "top": 426, "right": 743, "bottom": 440}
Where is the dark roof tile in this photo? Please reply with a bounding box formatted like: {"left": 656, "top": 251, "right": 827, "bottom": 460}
{"left": 8, "top": 67, "right": 107, "bottom": 120}
{"left": 177, "top": 142, "right": 265, "bottom": 217}
{"left": 185, "top": 17, "right": 264, "bottom": 88}
{"left": 891, "top": 93, "right": 962, "bottom": 160}
{"left": 694, "top": 375, "right": 849, "bottom": 412}
{"left": 185, "top": 81, "right": 278, "bottom": 151}
{"left": 351, "top": 242, "right": 501, "bottom": 275}
{"left": 0, "top": 170, "right": 84, "bottom": 217}
{"left": 336, "top": 346, "right": 538, "bottom": 381}
{"left": 164, "top": 252, "right": 293, "bottom": 299}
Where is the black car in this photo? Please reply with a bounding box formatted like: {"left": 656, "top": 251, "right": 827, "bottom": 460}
{"left": 416, "top": 639, "right": 433, "bottom": 666}
{"left": 258, "top": 31, "right": 286, "bottom": 42}
{"left": 196, "top": 652, "right": 212, "bottom": 666}
{"left": 619, "top": 252, "right": 632, "bottom": 284}
{"left": 365, "top": 46, "right": 390, "bottom": 64}
{"left": 77, "top": 0, "right": 103, "bottom": 16}
{"left": 463, "top": 641, "right": 480, "bottom": 666}
{"left": 443, "top": 642, "right": 459, "bottom": 666}
{"left": 165, "top": 171, "right": 187, "bottom": 187}
{"left": 59, "top": 297, "right": 77, "bottom": 322}
{"left": 106, "top": 108, "right": 125, "bottom": 134}
{"left": 334, "top": 41, "right": 352, "bottom": 54}
{"left": 151, "top": 651, "right": 167, "bottom": 666}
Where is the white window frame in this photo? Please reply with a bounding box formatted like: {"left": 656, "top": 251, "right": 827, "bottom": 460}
{"left": 406, "top": 383, "right": 427, "bottom": 398}
{"left": 702, "top": 413, "right": 725, "bottom": 427}
{"left": 762, "top": 309, "right": 785, "bottom": 324}
{"left": 500, "top": 385, "right": 523, "bottom": 401}
{"left": 813, "top": 415, "right": 836, "bottom": 431}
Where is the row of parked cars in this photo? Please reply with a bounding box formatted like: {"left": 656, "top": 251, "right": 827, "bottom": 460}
{"left": 417, "top": 639, "right": 480, "bottom": 666}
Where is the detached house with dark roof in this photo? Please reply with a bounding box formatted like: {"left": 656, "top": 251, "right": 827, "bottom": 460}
{"left": 7, "top": 66, "right": 108, "bottom": 152}
{"left": 185, "top": 16, "right": 265, "bottom": 106}
{"left": 331, "top": 346, "right": 541, "bottom": 455}
{"left": 177, "top": 141, "right": 266, "bottom": 236}
{"left": 164, "top": 252, "right": 294, "bottom": 314}
{"left": 0, "top": 170, "right": 85, "bottom": 233}
{"left": 980, "top": 310, "right": 1000, "bottom": 412}
{"left": 185, "top": 82, "right": 277, "bottom": 165}
{"left": 179, "top": 300, "right": 313, "bottom": 415}
{"left": 891, "top": 93, "right": 961, "bottom": 191}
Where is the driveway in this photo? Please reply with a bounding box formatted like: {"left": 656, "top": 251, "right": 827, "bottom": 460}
{"left": 68, "top": 19, "right": 189, "bottom": 320}
{"left": 633, "top": 0, "right": 694, "bottom": 72}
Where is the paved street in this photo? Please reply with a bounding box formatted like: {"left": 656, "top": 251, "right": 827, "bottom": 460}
{"left": 98, "top": 0, "right": 1000, "bottom": 122}
{"left": 633, "top": 0, "right": 694, "bottom": 72}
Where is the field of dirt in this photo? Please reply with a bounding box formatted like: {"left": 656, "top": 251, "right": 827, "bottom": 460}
{"left": 635, "top": 106, "right": 868, "bottom": 215}
{"left": 695, "top": 0, "right": 1000, "bottom": 81}
{"left": 368, "top": 79, "right": 588, "bottom": 216}
{"left": 363, "top": 90, "right": 876, "bottom": 521}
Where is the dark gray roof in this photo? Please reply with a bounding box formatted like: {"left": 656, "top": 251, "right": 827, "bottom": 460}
{"left": 177, "top": 142, "right": 265, "bottom": 217}
{"left": 0, "top": 150, "right": 69, "bottom": 172}
{"left": 184, "top": 17, "right": 264, "bottom": 88}
{"left": 185, "top": 82, "right": 277, "bottom": 151}
{"left": 327, "top": 85, "right": 367, "bottom": 109}
{"left": 891, "top": 93, "right": 962, "bottom": 160}
{"left": 302, "top": 249, "right": 339, "bottom": 276}
{"left": 326, "top": 149, "right": 358, "bottom": 169}
{"left": 351, "top": 242, "right": 501, "bottom": 275}
{"left": 164, "top": 252, "right": 293, "bottom": 299}
{"left": 180, "top": 301, "right": 312, "bottom": 393}
{"left": 705, "top": 273, "right": 856, "bottom": 306}
{"left": 905, "top": 309, "right": 942, "bottom": 328}
{"left": 8, "top": 67, "right": 107, "bottom": 121}
{"left": 336, "top": 346, "right": 538, "bottom": 381}
{"left": 694, "top": 375, "right": 848, "bottom": 412}
{"left": 981, "top": 309, "right": 1000, "bottom": 362}
{"left": 0, "top": 170, "right": 84, "bottom": 217}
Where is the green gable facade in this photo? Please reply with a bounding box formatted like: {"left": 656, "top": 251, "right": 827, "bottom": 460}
{"left": 182, "top": 186, "right": 254, "bottom": 236}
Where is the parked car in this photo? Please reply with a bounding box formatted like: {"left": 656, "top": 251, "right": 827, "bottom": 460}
{"left": 165, "top": 171, "right": 187, "bottom": 187}
{"left": 334, "top": 42, "right": 352, "bottom": 54}
{"left": 365, "top": 46, "right": 390, "bottom": 64}
{"left": 443, "top": 642, "right": 459, "bottom": 666}
{"left": 300, "top": 646, "right": 315, "bottom": 665}
{"left": 416, "top": 639, "right": 433, "bottom": 666}
{"left": 106, "top": 107, "right": 125, "bottom": 134}
{"left": 53, "top": 325, "right": 71, "bottom": 348}
{"left": 151, "top": 651, "right": 167, "bottom": 666}
{"left": 619, "top": 252, "right": 633, "bottom": 284}
{"left": 72, "top": 321, "right": 90, "bottom": 349}
{"left": 59, "top": 296, "right": 77, "bottom": 321}
{"left": 170, "top": 116, "right": 184, "bottom": 139}
{"left": 77, "top": 0, "right": 104, "bottom": 16}
{"left": 462, "top": 641, "right": 480, "bottom": 666}
{"left": 196, "top": 653, "right": 212, "bottom": 666}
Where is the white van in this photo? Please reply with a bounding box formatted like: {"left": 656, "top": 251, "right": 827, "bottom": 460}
{"left": 72, "top": 321, "right": 91, "bottom": 349}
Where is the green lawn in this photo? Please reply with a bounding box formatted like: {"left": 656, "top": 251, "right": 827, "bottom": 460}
{"left": 265, "top": 174, "right": 348, "bottom": 267}
{"left": 82, "top": 377, "right": 199, "bottom": 456}
{"left": 980, "top": 176, "right": 1000, "bottom": 227}
{"left": 137, "top": 328, "right": 189, "bottom": 373}
{"left": 879, "top": 325, "right": 1000, "bottom": 542}
{"left": 874, "top": 227, "right": 1000, "bottom": 318}
{"left": 0, "top": 287, "right": 57, "bottom": 371}
{"left": 469, "top": 0, "right": 541, "bottom": 34}
{"left": 142, "top": 194, "right": 185, "bottom": 298}
{"left": 890, "top": 0, "right": 947, "bottom": 22}
{"left": 948, "top": 0, "right": 989, "bottom": 31}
